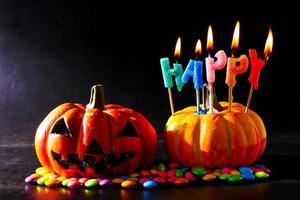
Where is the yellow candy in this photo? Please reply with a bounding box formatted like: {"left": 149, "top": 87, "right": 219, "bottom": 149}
{"left": 212, "top": 172, "right": 221, "bottom": 176}
{"left": 121, "top": 180, "right": 137, "bottom": 188}
{"left": 45, "top": 178, "right": 60, "bottom": 187}
{"left": 57, "top": 176, "right": 66, "bottom": 182}
{"left": 202, "top": 174, "right": 217, "bottom": 181}
{"left": 112, "top": 178, "right": 124, "bottom": 184}
{"left": 230, "top": 170, "right": 241, "bottom": 176}
{"left": 37, "top": 176, "right": 49, "bottom": 185}
{"left": 43, "top": 173, "right": 55, "bottom": 178}
{"left": 36, "top": 167, "right": 50, "bottom": 175}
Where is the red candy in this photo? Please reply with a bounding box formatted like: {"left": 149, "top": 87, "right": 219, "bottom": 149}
{"left": 174, "top": 177, "right": 189, "bottom": 186}
{"left": 158, "top": 171, "right": 168, "bottom": 178}
{"left": 140, "top": 170, "right": 151, "bottom": 177}
{"left": 67, "top": 180, "right": 82, "bottom": 189}
{"left": 153, "top": 177, "right": 167, "bottom": 184}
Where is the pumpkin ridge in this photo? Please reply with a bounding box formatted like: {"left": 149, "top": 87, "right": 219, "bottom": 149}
{"left": 220, "top": 113, "right": 233, "bottom": 167}
{"left": 233, "top": 114, "right": 250, "bottom": 166}
{"left": 246, "top": 113, "right": 264, "bottom": 163}
{"left": 176, "top": 112, "right": 193, "bottom": 162}
{"left": 194, "top": 115, "right": 202, "bottom": 165}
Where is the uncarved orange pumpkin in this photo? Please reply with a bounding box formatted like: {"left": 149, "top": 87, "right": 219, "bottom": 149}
{"left": 164, "top": 102, "right": 266, "bottom": 168}
{"left": 35, "top": 85, "right": 157, "bottom": 178}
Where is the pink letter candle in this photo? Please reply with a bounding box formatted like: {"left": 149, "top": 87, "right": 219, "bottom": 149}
{"left": 205, "top": 25, "right": 227, "bottom": 114}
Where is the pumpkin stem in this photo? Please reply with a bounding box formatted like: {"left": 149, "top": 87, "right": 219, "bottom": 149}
{"left": 87, "top": 84, "right": 105, "bottom": 110}
{"left": 205, "top": 86, "right": 223, "bottom": 112}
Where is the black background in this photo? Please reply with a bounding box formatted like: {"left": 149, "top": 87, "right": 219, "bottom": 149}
{"left": 0, "top": 1, "right": 300, "bottom": 199}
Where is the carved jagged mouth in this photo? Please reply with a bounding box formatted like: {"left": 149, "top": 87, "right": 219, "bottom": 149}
{"left": 51, "top": 150, "right": 136, "bottom": 173}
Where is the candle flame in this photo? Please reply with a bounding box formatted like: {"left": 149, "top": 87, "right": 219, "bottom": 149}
{"left": 231, "top": 21, "right": 240, "bottom": 52}
{"left": 195, "top": 39, "right": 202, "bottom": 56}
{"left": 264, "top": 27, "right": 273, "bottom": 61}
{"left": 174, "top": 37, "right": 181, "bottom": 59}
{"left": 207, "top": 25, "right": 213, "bottom": 53}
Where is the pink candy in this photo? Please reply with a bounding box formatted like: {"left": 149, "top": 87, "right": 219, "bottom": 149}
{"left": 185, "top": 171, "right": 197, "bottom": 181}
{"left": 67, "top": 180, "right": 82, "bottom": 189}
{"left": 153, "top": 177, "right": 167, "bottom": 184}
{"left": 167, "top": 169, "right": 176, "bottom": 177}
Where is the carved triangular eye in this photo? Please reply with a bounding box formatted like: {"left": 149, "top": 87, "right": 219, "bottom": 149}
{"left": 86, "top": 139, "right": 103, "bottom": 154}
{"left": 119, "top": 122, "right": 138, "bottom": 137}
{"left": 51, "top": 118, "right": 72, "bottom": 137}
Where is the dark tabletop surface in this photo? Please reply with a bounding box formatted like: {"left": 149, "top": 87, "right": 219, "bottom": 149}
{"left": 1, "top": 1, "right": 300, "bottom": 199}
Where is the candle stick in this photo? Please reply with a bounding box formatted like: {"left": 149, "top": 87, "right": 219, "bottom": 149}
{"left": 205, "top": 26, "right": 227, "bottom": 114}
{"left": 245, "top": 27, "right": 273, "bottom": 113}
{"left": 160, "top": 37, "right": 184, "bottom": 115}
{"left": 226, "top": 21, "right": 249, "bottom": 111}
{"left": 182, "top": 39, "right": 204, "bottom": 113}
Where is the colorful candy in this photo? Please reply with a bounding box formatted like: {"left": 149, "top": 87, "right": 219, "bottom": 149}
{"left": 67, "top": 180, "right": 82, "bottom": 189}
{"left": 85, "top": 179, "right": 99, "bottom": 188}
{"left": 143, "top": 180, "right": 158, "bottom": 189}
{"left": 174, "top": 177, "right": 189, "bottom": 186}
{"left": 26, "top": 163, "right": 271, "bottom": 189}
{"left": 228, "top": 175, "right": 243, "bottom": 183}
{"left": 192, "top": 167, "right": 206, "bottom": 176}
{"left": 255, "top": 171, "right": 269, "bottom": 179}
{"left": 99, "top": 179, "right": 112, "bottom": 186}
{"left": 121, "top": 180, "right": 137, "bottom": 188}
{"left": 202, "top": 174, "right": 217, "bottom": 181}
{"left": 45, "top": 178, "right": 60, "bottom": 187}
{"left": 112, "top": 178, "right": 124, "bottom": 184}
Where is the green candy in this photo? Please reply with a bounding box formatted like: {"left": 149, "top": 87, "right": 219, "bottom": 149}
{"left": 176, "top": 169, "right": 184, "bottom": 177}
{"left": 219, "top": 174, "right": 231, "bottom": 181}
{"left": 62, "top": 178, "right": 73, "bottom": 187}
{"left": 85, "top": 179, "right": 99, "bottom": 188}
{"left": 192, "top": 168, "right": 206, "bottom": 176}
{"left": 228, "top": 175, "right": 243, "bottom": 183}
{"left": 158, "top": 163, "right": 166, "bottom": 171}
{"left": 37, "top": 176, "right": 48, "bottom": 185}
{"left": 255, "top": 171, "right": 269, "bottom": 179}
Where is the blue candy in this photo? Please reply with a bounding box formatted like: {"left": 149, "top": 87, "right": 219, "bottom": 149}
{"left": 239, "top": 167, "right": 253, "bottom": 174}
{"left": 180, "top": 166, "right": 190, "bottom": 172}
{"left": 242, "top": 173, "right": 256, "bottom": 181}
{"left": 121, "top": 175, "right": 130, "bottom": 180}
{"left": 143, "top": 180, "right": 158, "bottom": 189}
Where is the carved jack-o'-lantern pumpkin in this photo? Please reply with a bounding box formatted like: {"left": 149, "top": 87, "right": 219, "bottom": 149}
{"left": 164, "top": 102, "right": 266, "bottom": 168}
{"left": 35, "top": 85, "right": 157, "bottom": 178}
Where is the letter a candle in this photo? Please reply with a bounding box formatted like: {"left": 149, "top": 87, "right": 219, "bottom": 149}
{"left": 182, "top": 39, "right": 204, "bottom": 113}
{"left": 226, "top": 21, "right": 249, "bottom": 111}
{"left": 205, "top": 25, "right": 227, "bottom": 113}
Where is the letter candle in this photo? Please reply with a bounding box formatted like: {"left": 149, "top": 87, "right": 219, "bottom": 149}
{"left": 245, "top": 27, "right": 273, "bottom": 113}
{"left": 205, "top": 25, "right": 227, "bottom": 114}
{"left": 226, "top": 21, "right": 249, "bottom": 111}
{"left": 160, "top": 37, "right": 184, "bottom": 115}
{"left": 182, "top": 39, "right": 204, "bottom": 113}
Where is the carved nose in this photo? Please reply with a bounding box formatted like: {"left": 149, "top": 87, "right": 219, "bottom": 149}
{"left": 86, "top": 139, "right": 103, "bottom": 154}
